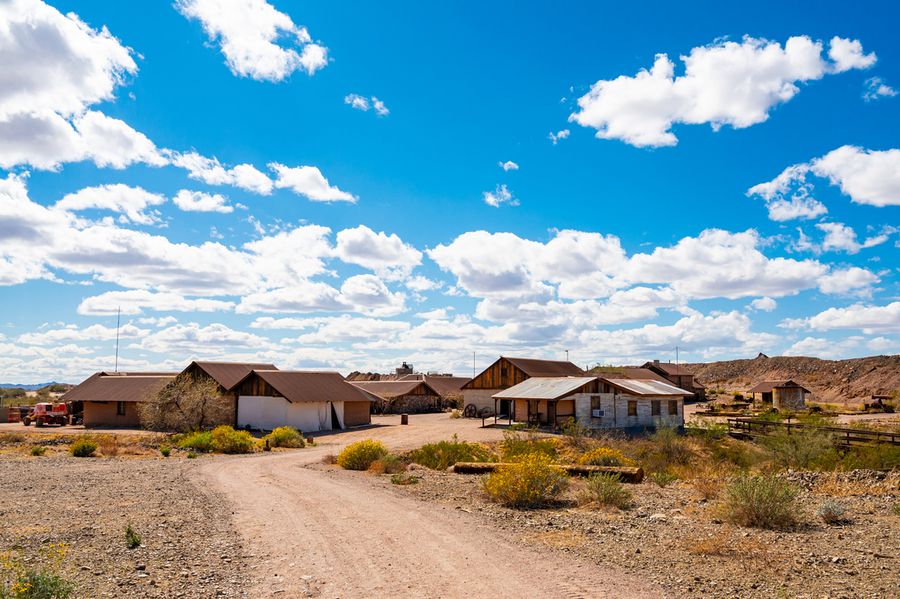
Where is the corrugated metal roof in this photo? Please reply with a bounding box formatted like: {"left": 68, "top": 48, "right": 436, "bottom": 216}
{"left": 246, "top": 371, "right": 376, "bottom": 404}
{"left": 602, "top": 378, "right": 691, "bottom": 397}
{"left": 748, "top": 380, "right": 810, "bottom": 394}
{"left": 590, "top": 366, "right": 670, "bottom": 382}
{"left": 62, "top": 372, "right": 177, "bottom": 403}
{"left": 644, "top": 361, "right": 694, "bottom": 376}
{"left": 493, "top": 377, "right": 598, "bottom": 400}
{"left": 187, "top": 361, "right": 279, "bottom": 390}
{"left": 503, "top": 357, "right": 585, "bottom": 377}
{"left": 349, "top": 380, "right": 439, "bottom": 399}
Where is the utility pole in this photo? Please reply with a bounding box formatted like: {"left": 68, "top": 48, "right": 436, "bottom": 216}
{"left": 675, "top": 345, "right": 679, "bottom": 366}
{"left": 472, "top": 351, "right": 476, "bottom": 378}
{"left": 114, "top": 306, "right": 121, "bottom": 372}
{"left": 565, "top": 349, "right": 569, "bottom": 362}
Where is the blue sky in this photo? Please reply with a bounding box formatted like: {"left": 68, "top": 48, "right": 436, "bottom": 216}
{"left": 1, "top": 0, "right": 898, "bottom": 383}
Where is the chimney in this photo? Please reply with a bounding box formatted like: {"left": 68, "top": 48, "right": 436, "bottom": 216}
{"left": 653, "top": 359, "right": 660, "bottom": 366}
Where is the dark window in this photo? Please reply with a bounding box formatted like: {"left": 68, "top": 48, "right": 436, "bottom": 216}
{"left": 651, "top": 400, "right": 660, "bottom": 416}
{"left": 590, "top": 395, "right": 603, "bottom": 418}
{"left": 668, "top": 400, "right": 678, "bottom": 415}
{"left": 116, "top": 401, "right": 126, "bottom": 416}
{"left": 627, "top": 400, "right": 637, "bottom": 417}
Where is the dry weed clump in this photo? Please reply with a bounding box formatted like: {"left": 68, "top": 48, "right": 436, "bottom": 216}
{"left": 368, "top": 454, "right": 406, "bottom": 474}
{"left": 722, "top": 474, "right": 799, "bottom": 530}
{"left": 685, "top": 534, "right": 732, "bottom": 556}
{"left": 483, "top": 453, "right": 569, "bottom": 508}
{"left": 689, "top": 465, "right": 724, "bottom": 500}
{"left": 577, "top": 473, "right": 632, "bottom": 510}
{"left": 816, "top": 500, "right": 847, "bottom": 524}
{"left": 408, "top": 436, "right": 494, "bottom": 470}
{"left": 97, "top": 435, "right": 119, "bottom": 457}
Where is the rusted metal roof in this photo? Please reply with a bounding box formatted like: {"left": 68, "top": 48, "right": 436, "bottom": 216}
{"left": 185, "top": 361, "right": 278, "bottom": 390}
{"left": 643, "top": 361, "right": 694, "bottom": 376}
{"left": 601, "top": 378, "right": 691, "bottom": 397}
{"left": 748, "top": 380, "right": 810, "bottom": 394}
{"left": 242, "top": 370, "right": 377, "bottom": 403}
{"left": 349, "top": 380, "right": 440, "bottom": 399}
{"left": 502, "top": 357, "right": 585, "bottom": 377}
{"left": 493, "top": 377, "right": 598, "bottom": 401}
{"left": 61, "top": 372, "right": 177, "bottom": 403}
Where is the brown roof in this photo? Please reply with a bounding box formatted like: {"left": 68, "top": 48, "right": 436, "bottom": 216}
{"left": 643, "top": 361, "right": 693, "bottom": 376}
{"left": 185, "top": 361, "right": 278, "bottom": 390}
{"left": 397, "top": 374, "right": 470, "bottom": 397}
{"left": 349, "top": 380, "right": 439, "bottom": 399}
{"left": 748, "top": 380, "right": 811, "bottom": 394}
{"left": 503, "top": 357, "right": 585, "bottom": 377}
{"left": 62, "top": 372, "right": 177, "bottom": 403}
{"left": 590, "top": 366, "right": 670, "bottom": 383}
{"left": 239, "top": 370, "right": 377, "bottom": 403}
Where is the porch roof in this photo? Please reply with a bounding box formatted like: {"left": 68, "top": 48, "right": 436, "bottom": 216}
{"left": 492, "top": 376, "right": 597, "bottom": 401}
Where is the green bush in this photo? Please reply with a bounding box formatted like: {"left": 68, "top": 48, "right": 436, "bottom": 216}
{"left": 483, "top": 453, "right": 569, "bottom": 508}
{"left": 500, "top": 429, "right": 558, "bottom": 462}
{"left": 0, "top": 544, "right": 73, "bottom": 599}
{"left": 649, "top": 426, "right": 692, "bottom": 466}
{"left": 211, "top": 426, "right": 255, "bottom": 454}
{"left": 408, "top": 436, "right": 493, "bottom": 470}
{"left": 649, "top": 471, "right": 677, "bottom": 487}
{"left": 839, "top": 443, "right": 900, "bottom": 471}
{"left": 69, "top": 437, "right": 97, "bottom": 458}
{"left": 186, "top": 452, "right": 197, "bottom": 459}
{"left": 176, "top": 430, "right": 213, "bottom": 453}
{"left": 722, "top": 474, "right": 799, "bottom": 530}
{"left": 578, "top": 447, "right": 625, "bottom": 467}
{"left": 390, "top": 473, "right": 420, "bottom": 485}
{"left": 125, "top": 524, "right": 141, "bottom": 549}
{"left": 762, "top": 428, "right": 838, "bottom": 470}
{"left": 159, "top": 445, "right": 171, "bottom": 457}
{"left": 337, "top": 440, "right": 389, "bottom": 470}
{"left": 30, "top": 446, "right": 46, "bottom": 457}
{"left": 578, "top": 473, "right": 632, "bottom": 509}
{"left": 262, "top": 426, "right": 305, "bottom": 448}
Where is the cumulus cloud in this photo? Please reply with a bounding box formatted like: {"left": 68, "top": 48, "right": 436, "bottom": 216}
{"left": 175, "top": 0, "right": 327, "bottom": 81}
{"left": 483, "top": 184, "right": 518, "bottom": 208}
{"left": 780, "top": 302, "right": 900, "bottom": 334}
{"left": 56, "top": 184, "right": 165, "bottom": 225}
{"left": 750, "top": 297, "right": 777, "bottom": 312}
{"left": 136, "top": 321, "right": 273, "bottom": 354}
{"left": 815, "top": 222, "right": 892, "bottom": 254}
{"left": 334, "top": 225, "right": 422, "bottom": 280}
{"left": 269, "top": 162, "right": 356, "bottom": 202}
{"left": 862, "top": 77, "right": 897, "bottom": 101}
{"left": 499, "top": 160, "right": 519, "bottom": 171}
{"left": 344, "top": 94, "right": 389, "bottom": 116}
{"left": 816, "top": 267, "right": 879, "bottom": 296}
{"left": 548, "top": 129, "right": 569, "bottom": 145}
{"left": 19, "top": 322, "right": 147, "bottom": 345}
{"left": 170, "top": 152, "right": 274, "bottom": 195}
{"left": 570, "top": 35, "right": 875, "bottom": 147}
{"left": 749, "top": 146, "right": 900, "bottom": 208}
{"left": 173, "top": 189, "right": 234, "bottom": 213}
{"left": 77, "top": 290, "right": 234, "bottom": 315}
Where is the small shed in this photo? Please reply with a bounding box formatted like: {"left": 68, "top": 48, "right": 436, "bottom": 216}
{"left": 233, "top": 370, "right": 375, "bottom": 432}
{"left": 492, "top": 376, "right": 598, "bottom": 427}
{"left": 748, "top": 380, "right": 810, "bottom": 410}
{"left": 349, "top": 380, "right": 442, "bottom": 414}
{"left": 61, "top": 372, "right": 176, "bottom": 427}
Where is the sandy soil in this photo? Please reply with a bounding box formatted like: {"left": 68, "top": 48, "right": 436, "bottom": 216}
{"left": 200, "top": 414, "right": 661, "bottom": 598}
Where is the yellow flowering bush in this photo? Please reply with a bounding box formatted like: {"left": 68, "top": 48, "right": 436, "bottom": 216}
{"left": 578, "top": 447, "right": 627, "bottom": 467}
{"left": 483, "top": 453, "right": 569, "bottom": 508}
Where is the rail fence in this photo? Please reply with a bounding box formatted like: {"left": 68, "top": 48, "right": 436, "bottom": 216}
{"left": 727, "top": 418, "right": 900, "bottom": 447}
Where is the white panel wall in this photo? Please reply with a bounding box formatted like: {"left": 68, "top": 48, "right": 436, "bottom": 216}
{"left": 238, "top": 396, "right": 334, "bottom": 432}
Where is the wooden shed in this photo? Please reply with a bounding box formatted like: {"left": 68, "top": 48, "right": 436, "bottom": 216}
{"left": 462, "top": 356, "right": 585, "bottom": 415}
{"left": 180, "top": 360, "right": 278, "bottom": 427}
{"left": 233, "top": 370, "right": 375, "bottom": 432}
{"left": 748, "top": 380, "right": 810, "bottom": 410}
{"left": 61, "top": 372, "right": 176, "bottom": 427}
{"left": 349, "top": 380, "right": 442, "bottom": 414}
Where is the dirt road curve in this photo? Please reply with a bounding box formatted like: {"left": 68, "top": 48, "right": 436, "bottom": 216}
{"left": 200, "top": 415, "right": 661, "bottom": 598}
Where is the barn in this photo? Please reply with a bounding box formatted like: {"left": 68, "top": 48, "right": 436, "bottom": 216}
{"left": 462, "top": 356, "right": 585, "bottom": 415}
{"left": 61, "top": 371, "right": 176, "bottom": 427}
{"left": 233, "top": 370, "right": 376, "bottom": 432}
{"left": 180, "top": 361, "right": 278, "bottom": 426}
{"left": 349, "top": 380, "right": 442, "bottom": 414}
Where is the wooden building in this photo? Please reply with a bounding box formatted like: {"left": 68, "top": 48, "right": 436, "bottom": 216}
{"left": 233, "top": 370, "right": 375, "bottom": 432}
{"left": 61, "top": 372, "right": 176, "bottom": 427}
{"left": 349, "top": 380, "right": 442, "bottom": 414}
{"left": 641, "top": 360, "right": 706, "bottom": 400}
{"left": 180, "top": 361, "right": 278, "bottom": 427}
{"left": 462, "top": 357, "right": 585, "bottom": 415}
{"left": 396, "top": 374, "right": 470, "bottom": 407}
{"left": 748, "top": 380, "right": 810, "bottom": 410}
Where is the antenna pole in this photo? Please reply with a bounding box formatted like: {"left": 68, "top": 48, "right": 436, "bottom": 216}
{"left": 565, "top": 349, "right": 569, "bottom": 362}
{"left": 675, "top": 345, "right": 679, "bottom": 366}
{"left": 472, "top": 352, "right": 476, "bottom": 378}
{"left": 114, "top": 306, "right": 121, "bottom": 372}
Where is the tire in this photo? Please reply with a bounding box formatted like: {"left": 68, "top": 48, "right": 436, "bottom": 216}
{"left": 22, "top": 419, "right": 30, "bottom": 427}
{"left": 36, "top": 418, "right": 44, "bottom": 428}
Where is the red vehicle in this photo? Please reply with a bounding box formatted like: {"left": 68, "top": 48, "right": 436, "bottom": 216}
{"left": 22, "top": 402, "right": 68, "bottom": 427}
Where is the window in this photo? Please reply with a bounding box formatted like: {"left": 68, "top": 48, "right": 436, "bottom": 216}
{"left": 651, "top": 400, "right": 660, "bottom": 416}
{"left": 590, "top": 395, "right": 604, "bottom": 418}
{"left": 116, "top": 401, "right": 126, "bottom": 416}
{"left": 627, "top": 400, "right": 637, "bottom": 417}
{"left": 668, "top": 400, "right": 678, "bottom": 415}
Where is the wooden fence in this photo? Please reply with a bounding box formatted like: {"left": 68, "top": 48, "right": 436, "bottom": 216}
{"left": 727, "top": 418, "right": 900, "bottom": 447}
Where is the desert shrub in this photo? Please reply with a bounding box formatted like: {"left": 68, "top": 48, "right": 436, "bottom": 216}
{"left": 816, "top": 500, "right": 847, "bottom": 524}
{"left": 649, "top": 426, "right": 692, "bottom": 466}
{"left": 578, "top": 447, "right": 625, "bottom": 467}
{"left": 709, "top": 438, "right": 766, "bottom": 470}
{"left": 176, "top": 430, "right": 213, "bottom": 453}
{"left": 839, "top": 443, "right": 900, "bottom": 471}
{"left": 500, "top": 429, "right": 558, "bottom": 462}
{"left": 125, "top": 524, "right": 141, "bottom": 549}
{"left": 649, "top": 471, "right": 677, "bottom": 487}
{"left": 186, "top": 452, "right": 197, "bottom": 459}
{"left": 578, "top": 473, "right": 632, "bottom": 509}
{"left": 722, "top": 474, "right": 798, "bottom": 529}
{"left": 390, "top": 473, "right": 420, "bottom": 485}
{"left": 30, "top": 446, "right": 46, "bottom": 457}
{"left": 691, "top": 467, "right": 723, "bottom": 500}
{"left": 892, "top": 504, "right": 900, "bottom": 517}
{"left": 762, "top": 428, "right": 838, "bottom": 470}
{"left": 69, "top": 437, "right": 97, "bottom": 458}
{"left": 0, "top": 433, "right": 26, "bottom": 445}
{"left": 138, "top": 373, "right": 232, "bottom": 432}
{"left": 560, "top": 417, "right": 592, "bottom": 450}
{"left": 321, "top": 453, "right": 337, "bottom": 464}
{"left": 210, "top": 426, "right": 255, "bottom": 454}
{"left": 686, "top": 420, "right": 728, "bottom": 443}
{"left": 263, "top": 426, "right": 305, "bottom": 449}
{"left": 483, "top": 454, "right": 568, "bottom": 508}
{"left": 97, "top": 436, "right": 118, "bottom": 457}
{"left": 0, "top": 544, "right": 73, "bottom": 599}
{"left": 337, "top": 440, "right": 388, "bottom": 470}
{"left": 159, "top": 445, "right": 171, "bottom": 457}
{"left": 368, "top": 454, "right": 406, "bottom": 474}
{"left": 408, "top": 436, "right": 493, "bottom": 470}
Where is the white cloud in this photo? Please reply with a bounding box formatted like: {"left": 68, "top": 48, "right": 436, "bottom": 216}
{"left": 781, "top": 302, "right": 900, "bottom": 334}
{"left": 136, "top": 321, "right": 273, "bottom": 354}
{"left": 56, "top": 184, "right": 165, "bottom": 225}
{"left": 339, "top": 274, "right": 406, "bottom": 316}
{"left": 236, "top": 274, "right": 405, "bottom": 317}
{"left": 175, "top": 0, "right": 327, "bottom": 82}
{"left": 405, "top": 275, "right": 443, "bottom": 293}
{"left": 570, "top": 36, "right": 875, "bottom": 147}
{"left": 414, "top": 307, "right": 451, "bottom": 320}
{"left": 77, "top": 290, "right": 234, "bottom": 315}
{"left": 863, "top": 77, "right": 897, "bottom": 102}
{"left": 749, "top": 146, "right": 900, "bottom": 209}
{"left": 279, "top": 315, "right": 410, "bottom": 345}
{"left": 548, "top": 129, "right": 569, "bottom": 145}
{"left": 334, "top": 225, "right": 422, "bottom": 280}
{"left": 816, "top": 222, "right": 891, "bottom": 254}
{"left": 344, "top": 94, "right": 389, "bottom": 116}
{"left": 750, "top": 297, "right": 777, "bottom": 312}
{"left": 499, "top": 160, "right": 519, "bottom": 171}
{"left": 483, "top": 184, "right": 518, "bottom": 208}
{"left": 173, "top": 189, "right": 234, "bottom": 213}
{"left": 171, "top": 152, "right": 274, "bottom": 194}
{"left": 19, "top": 323, "right": 147, "bottom": 345}
{"left": 269, "top": 162, "right": 356, "bottom": 202}
{"left": 816, "top": 267, "right": 879, "bottom": 296}
{"left": 765, "top": 195, "right": 828, "bottom": 221}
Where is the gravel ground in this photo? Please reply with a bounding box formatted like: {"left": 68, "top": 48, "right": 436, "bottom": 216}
{"left": 384, "top": 465, "right": 900, "bottom": 599}
{"left": 0, "top": 452, "right": 247, "bottom": 598}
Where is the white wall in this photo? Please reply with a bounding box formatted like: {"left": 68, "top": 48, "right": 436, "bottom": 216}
{"left": 463, "top": 389, "right": 496, "bottom": 412}
{"left": 574, "top": 393, "right": 683, "bottom": 429}
{"left": 237, "top": 396, "right": 337, "bottom": 432}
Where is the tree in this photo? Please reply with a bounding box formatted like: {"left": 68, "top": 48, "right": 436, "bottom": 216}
{"left": 138, "top": 374, "right": 231, "bottom": 432}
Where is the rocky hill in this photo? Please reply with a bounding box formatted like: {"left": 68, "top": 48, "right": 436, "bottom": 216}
{"left": 684, "top": 354, "right": 900, "bottom": 404}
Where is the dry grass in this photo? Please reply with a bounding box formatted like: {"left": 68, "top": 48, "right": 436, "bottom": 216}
{"left": 524, "top": 529, "right": 588, "bottom": 550}
{"left": 813, "top": 472, "right": 894, "bottom": 498}
{"left": 97, "top": 435, "right": 119, "bottom": 457}
{"left": 321, "top": 453, "right": 337, "bottom": 464}
{"left": 689, "top": 465, "right": 725, "bottom": 500}
{"left": 685, "top": 534, "right": 732, "bottom": 556}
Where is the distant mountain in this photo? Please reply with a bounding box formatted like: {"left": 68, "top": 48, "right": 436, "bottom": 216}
{"left": 0, "top": 382, "right": 72, "bottom": 391}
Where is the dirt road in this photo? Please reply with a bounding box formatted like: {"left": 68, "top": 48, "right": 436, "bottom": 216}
{"left": 200, "top": 414, "right": 660, "bottom": 598}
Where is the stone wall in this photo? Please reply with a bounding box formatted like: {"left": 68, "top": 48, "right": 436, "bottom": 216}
{"left": 574, "top": 393, "right": 683, "bottom": 430}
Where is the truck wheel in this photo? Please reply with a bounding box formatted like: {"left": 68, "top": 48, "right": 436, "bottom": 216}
{"left": 36, "top": 419, "right": 44, "bottom": 428}
{"left": 22, "top": 419, "right": 30, "bottom": 426}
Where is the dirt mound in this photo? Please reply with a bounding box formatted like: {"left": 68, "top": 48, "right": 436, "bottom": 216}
{"left": 684, "top": 354, "right": 900, "bottom": 404}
